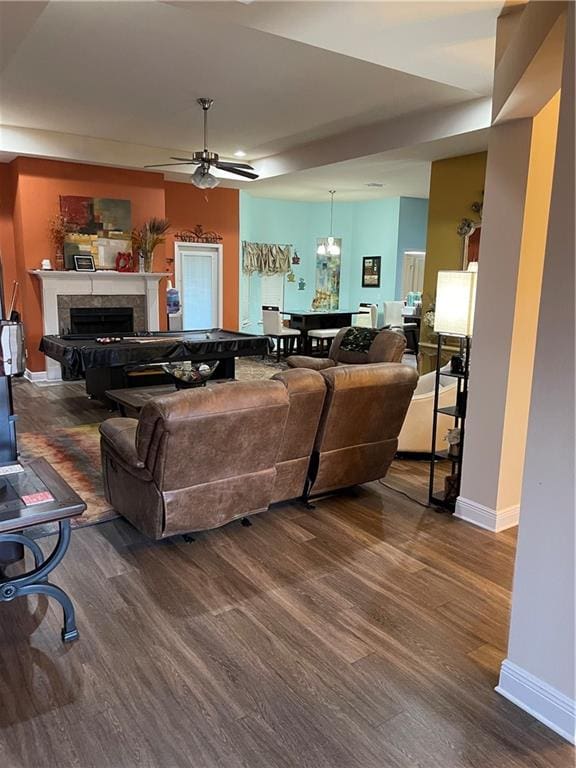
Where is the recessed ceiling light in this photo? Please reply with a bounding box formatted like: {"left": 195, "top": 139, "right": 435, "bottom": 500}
{"left": 234, "top": 150, "right": 247, "bottom": 158}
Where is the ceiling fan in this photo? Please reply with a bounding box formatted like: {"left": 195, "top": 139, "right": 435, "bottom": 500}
{"left": 145, "top": 98, "right": 258, "bottom": 189}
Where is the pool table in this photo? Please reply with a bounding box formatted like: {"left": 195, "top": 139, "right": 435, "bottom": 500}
{"left": 40, "top": 329, "right": 271, "bottom": 403}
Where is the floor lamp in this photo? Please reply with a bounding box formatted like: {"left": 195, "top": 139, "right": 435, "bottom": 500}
{"left": 428, "top": 265, "right": 477, "bottom": 509}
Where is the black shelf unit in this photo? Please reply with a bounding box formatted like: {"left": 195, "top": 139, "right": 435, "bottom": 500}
{"left": 428, "top": 333, "right": 471, "bottom": 512}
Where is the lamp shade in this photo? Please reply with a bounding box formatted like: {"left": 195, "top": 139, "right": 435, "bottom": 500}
{"left": 434, "top": 269, "right": 477, "bottom": 336}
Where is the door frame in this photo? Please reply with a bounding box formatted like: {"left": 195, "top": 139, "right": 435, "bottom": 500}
{"left": 174, "top": 241, "right": 223, "bottom": 329}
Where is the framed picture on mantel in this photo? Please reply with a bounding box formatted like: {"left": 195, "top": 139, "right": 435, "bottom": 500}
{"left": 362, "top": 256, "right": 381, "bottom": 288}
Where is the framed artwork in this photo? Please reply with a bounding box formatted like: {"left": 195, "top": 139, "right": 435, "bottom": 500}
{"left": 60, "top": 196, "right": 131, "bottom": 270}
{"left": 362, "top": 256, "right": 381, "bottom": 288}
{"left": 315, "top": 238, "right": 341, "bottom": 309}
{"left": 74, "top": 254, "right": 96, "bottom": 272}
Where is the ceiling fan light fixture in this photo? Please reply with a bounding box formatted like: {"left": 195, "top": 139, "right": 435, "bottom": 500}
{"left": 145, "top": 99, "right": 258, "bottom": 183}
{"left": 191, "top": 165, "right": 220, "bottom": 189}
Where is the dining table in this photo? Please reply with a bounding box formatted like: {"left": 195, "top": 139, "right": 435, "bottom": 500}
{"left": 281, "top": 309, "right": 359, "bottom": 354}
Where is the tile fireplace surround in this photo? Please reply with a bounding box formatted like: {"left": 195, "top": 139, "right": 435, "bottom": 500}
{"left": 30, "top": 270, "right": 170, "bottom": 382}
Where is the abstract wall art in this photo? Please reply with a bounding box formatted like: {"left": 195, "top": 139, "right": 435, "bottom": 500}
{"left": 60, "top": 196, "right": 132, "bottom": 270}
{"left": 315, "top": 238, "right": 341, "bottom": 309}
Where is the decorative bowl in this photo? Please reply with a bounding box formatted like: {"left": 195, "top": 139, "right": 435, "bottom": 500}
{"left": 161, "top": 360, "right": 219, "bottom": 389}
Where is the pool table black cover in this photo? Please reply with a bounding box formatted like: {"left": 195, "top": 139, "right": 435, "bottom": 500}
{"left": 40, "top": 329, "right": 271, "bottom": 379}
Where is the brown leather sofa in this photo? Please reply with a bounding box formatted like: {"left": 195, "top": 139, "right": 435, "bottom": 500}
{"left": 100, "top": 363, "right": 417, "bottom": 539}
{"left": 269, "top": 368, "right": 327, "bottom": 504}
{"left": 306, "top": 363, "right": 417, "bottom": 496}
{"left": 287, "top": 327, "right": 406, "bottom": 371}
{"left": 100, "top": 380, "right": 290, "bottom": 538}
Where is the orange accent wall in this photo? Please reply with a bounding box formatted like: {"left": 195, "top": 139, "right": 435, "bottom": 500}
{"left": 164, "top": 182, "right": 239, "bottom": 330}
{"left": 0, "top": 163, "right": 18, "bottom": 312}
{"left": 0, "top": 158, "right": 240, "bottom": 372}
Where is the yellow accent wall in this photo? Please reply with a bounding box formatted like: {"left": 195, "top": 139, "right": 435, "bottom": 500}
{"left": 420, "top": 152, "right": 487, "bottom": 368}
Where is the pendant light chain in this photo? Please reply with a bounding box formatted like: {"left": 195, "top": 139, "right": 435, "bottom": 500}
{"left": 329, "top": 190, "right": 335, "bottom": 237}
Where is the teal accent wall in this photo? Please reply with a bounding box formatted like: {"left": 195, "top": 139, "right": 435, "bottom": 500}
{"left": 349, "top": 198, "right": 400, "bottom": 316}
{"left": 240, "top": 192, "right": 428, "bottom": 332}
{"left": 395, "top": 197, "right": 429, "bottom": 298}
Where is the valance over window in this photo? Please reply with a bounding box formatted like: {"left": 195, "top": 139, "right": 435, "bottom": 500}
{"left": 242, "top": 242, "right": 292, "bottom": 275}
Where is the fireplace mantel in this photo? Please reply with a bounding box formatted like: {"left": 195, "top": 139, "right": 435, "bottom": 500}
{"left": 30, "top": 270, "right": 170, "bottom": 381}
{"left": 30, "top": 270, "right": 170, "bottom": 281}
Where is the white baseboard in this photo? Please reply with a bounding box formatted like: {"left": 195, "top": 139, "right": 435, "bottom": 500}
{"left": 497, "top": 659, "right": 575, "bottom": 744}
{"left": 24, "top": 368, "right": 47, "bottom": 383}
{"left": 454, "top": 496, "right": 519, "bottom": 531}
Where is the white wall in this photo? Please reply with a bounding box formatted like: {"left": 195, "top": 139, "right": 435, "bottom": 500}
{"left": 497, "top": 5, "right": 575, "bottom": 743}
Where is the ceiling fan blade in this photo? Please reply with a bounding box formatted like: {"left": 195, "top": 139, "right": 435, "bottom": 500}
{"left": 215, "top": 163, "right": 259, "bottom": 180}
{"left": 216, "top": 161, "right": 255, "bottom": 171}
{"left": 169, "top": 156, "right": 200, "bottom": 163}
{"left": 145, "top": 162, "right": 201, "bottom": 169}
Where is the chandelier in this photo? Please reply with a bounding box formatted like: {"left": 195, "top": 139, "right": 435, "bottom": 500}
{"left": 317, "top": 190, "right": 340, "bottom": 256}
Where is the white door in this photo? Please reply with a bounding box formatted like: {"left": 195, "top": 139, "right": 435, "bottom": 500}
{"left": 401, "top": 251, "right": 426, "bottom": 298}
{"left": 175, "top": 242, "right": 223, "bottom": 330}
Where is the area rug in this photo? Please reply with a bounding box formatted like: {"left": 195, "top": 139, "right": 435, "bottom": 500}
{"left": 17, "top": 356, "right": 288, "bottom": 531}
{"left": 18, "top": 423, "right": 114, "bottom": 530}
{"left": 235, "top": 356, "right": 288, "bottom": 380}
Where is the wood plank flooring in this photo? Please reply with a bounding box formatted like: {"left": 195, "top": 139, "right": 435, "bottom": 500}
{"left": 0, "top": 378, "right": 573, "bottom": 767}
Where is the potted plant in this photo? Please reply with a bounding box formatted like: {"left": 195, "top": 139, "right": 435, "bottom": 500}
{"left": 131, "top": 217, "right": 170, "bottom": 272}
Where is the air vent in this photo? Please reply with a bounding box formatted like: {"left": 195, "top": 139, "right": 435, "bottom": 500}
{"left": 366, "top": 182, "right": 384, "bottom": 188}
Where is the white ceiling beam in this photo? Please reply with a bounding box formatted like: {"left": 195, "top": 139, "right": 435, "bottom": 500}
{"left": 492, "top": 1, "right": 566, "bottom": 123}
{"left": 253, "top": 97, "right": 492, "bottom": 180}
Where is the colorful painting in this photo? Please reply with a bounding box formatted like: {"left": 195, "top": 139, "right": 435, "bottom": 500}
{"left": 60, "top": 196, "right": 131, "bottom": 270}
{"left": 315, "top": 239, "right": 341, "bottom": 309}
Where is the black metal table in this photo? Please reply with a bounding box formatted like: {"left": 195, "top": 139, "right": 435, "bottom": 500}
{"left": 0, "top": 458, "right": 86, "bottom": 643}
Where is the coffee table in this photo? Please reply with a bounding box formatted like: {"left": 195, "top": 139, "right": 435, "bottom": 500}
{"left": 106, "top": 384, "right": 178, "bottom": 416}
{"left": 106, "top": 381, "right": 225, "bottom": 416}
{"left": 0, "top": 458, "right": 86, "bottom": 643}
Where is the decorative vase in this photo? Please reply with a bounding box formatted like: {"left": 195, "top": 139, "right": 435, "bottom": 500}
{"left": 143, "top": 251, "right": 154, "bottom": 272}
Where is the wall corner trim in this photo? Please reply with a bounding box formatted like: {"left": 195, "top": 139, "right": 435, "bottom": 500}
{"left": 454, "top": 496, "right": 519, "bottom": 531}
{"left": 496, "top": 659, "right": 576, "bottom": 744}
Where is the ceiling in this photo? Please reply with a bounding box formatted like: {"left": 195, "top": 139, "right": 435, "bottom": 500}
{"left": 0, "top": 1, "right": 505, "bottom": 200}
{"left": 239, "top": 128, "right": 491, "bottom": 201}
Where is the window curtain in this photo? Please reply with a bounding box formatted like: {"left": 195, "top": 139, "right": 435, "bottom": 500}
{"left": 242, "top": 242, "right": 292, "bottom": 275}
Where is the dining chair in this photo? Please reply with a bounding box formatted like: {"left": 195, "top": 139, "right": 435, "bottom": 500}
{"left": 262, "top": 306, "right": 301, "bottom": 361}
{"left": 354, "top": 302, "right": 378, "bottom": 328}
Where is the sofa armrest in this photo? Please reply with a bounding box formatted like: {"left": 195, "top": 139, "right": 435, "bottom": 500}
{"left": 99, "top": 418, "right": 145, "bottom": 470}
{"left": 287, "top": 356, "right": 337, "bottom": 371}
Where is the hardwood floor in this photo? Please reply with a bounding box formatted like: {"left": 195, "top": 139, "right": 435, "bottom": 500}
{"left": 1, "top": 378, "right": 573, "bottom": 767}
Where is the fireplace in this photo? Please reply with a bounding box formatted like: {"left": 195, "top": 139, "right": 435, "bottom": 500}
{"left": 57, "top": 294, "right": 146, "bottom": 337}
{"left": 32, "top": 271, "right": 167, "bottom": 382}
{"left": 69, "top": 307, "right": 134, "bottom": 336}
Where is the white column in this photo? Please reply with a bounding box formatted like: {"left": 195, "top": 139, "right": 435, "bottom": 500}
{"left": 496, "top": 7, "right": 575, "bottom": 743}
{"left": 455, "top": 119, "right": 534, "bottom": 530}
{"left": 455, "top": 6, "right": 563, "bottom": 532}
